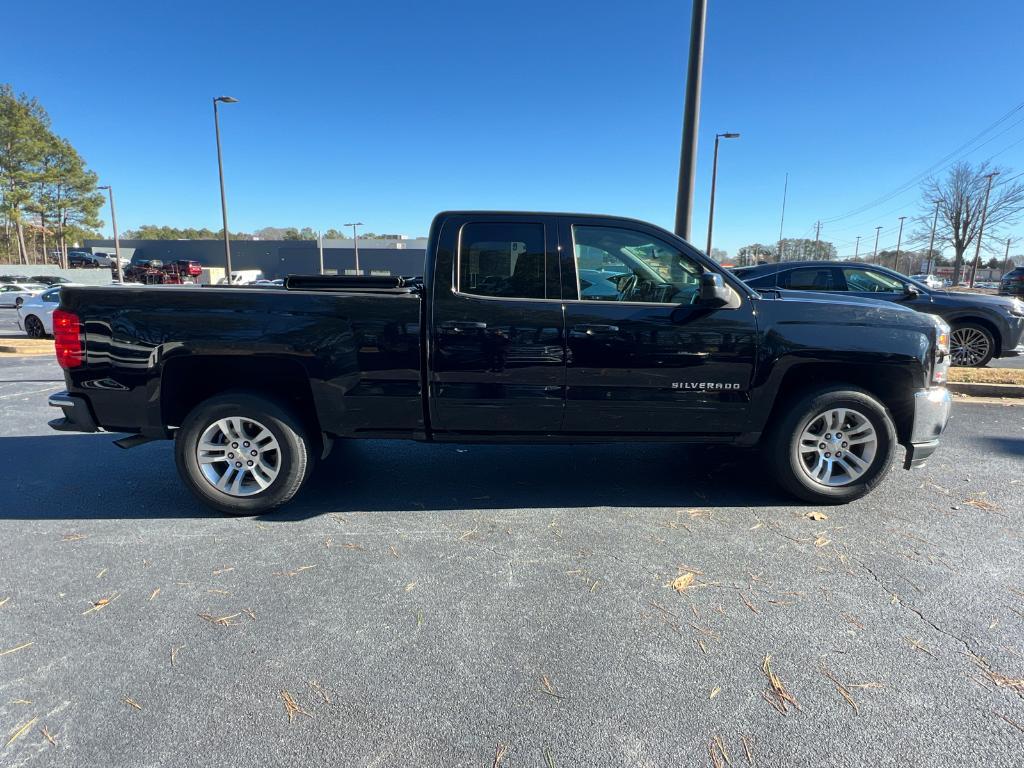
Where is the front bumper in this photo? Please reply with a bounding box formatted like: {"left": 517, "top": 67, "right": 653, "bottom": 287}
{"left": 903, "top": 387, "right": 952, "bottom": 469}
{"left": 48, "top": 391, "right": 99, "bottom": 433}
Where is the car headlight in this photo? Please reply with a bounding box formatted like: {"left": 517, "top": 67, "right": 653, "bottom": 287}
{"left": 932, "top": 318, "right": 950, "bottom": 384}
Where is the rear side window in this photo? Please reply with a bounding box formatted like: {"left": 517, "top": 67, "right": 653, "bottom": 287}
{"left": 781, "top": 268, "right": 836, "bottom": 291}
{"left": 842, "top": 268, "right": 903, "bottom": 292}
{"left": 458, "top": 222, "right": 556, "bottom": 299}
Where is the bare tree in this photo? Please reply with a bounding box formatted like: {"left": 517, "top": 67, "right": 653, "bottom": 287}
{"left": 916, "top": 161, "right": 1024, "bottom": 283}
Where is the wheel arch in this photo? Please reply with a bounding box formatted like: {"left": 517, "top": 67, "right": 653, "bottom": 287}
{"left": 159, "top": 355, "right": 323, "bottom": 451}
{"left": 758, "top": 362, "right": 916, "bottom": 446}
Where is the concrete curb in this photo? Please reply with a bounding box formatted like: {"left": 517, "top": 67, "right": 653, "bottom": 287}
{"left": 947, "top": 381, "right": 1024, "bottom": 398}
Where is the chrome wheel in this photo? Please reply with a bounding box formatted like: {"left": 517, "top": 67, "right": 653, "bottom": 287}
{"left": 196, "top": 417, "right": 280, "bottom": 497}
{"left": 797, "top": 408, "right": 878, "bottom": 488}
{"left": 950, "top": 326, "right": 991, "bottom": 367}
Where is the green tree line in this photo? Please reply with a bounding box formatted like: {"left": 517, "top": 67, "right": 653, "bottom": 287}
{"left": 0, "top": 84, "right": 104, "bottom": 266}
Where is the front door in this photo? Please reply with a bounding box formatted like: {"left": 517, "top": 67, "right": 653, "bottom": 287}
{"left": 559, "top": 217, "right": 758, "bottom": 436}
{"left": 428, "top": 215, "right": 566, "bottom": 437}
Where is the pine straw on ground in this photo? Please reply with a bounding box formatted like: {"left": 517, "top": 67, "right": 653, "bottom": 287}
{"left": 948, "top": 367, "right": 1024, "bottom": 385}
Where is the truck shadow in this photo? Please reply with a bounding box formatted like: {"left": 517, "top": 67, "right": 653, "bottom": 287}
{"left": 0, "top": 434, "right": 790, "bottom": 521}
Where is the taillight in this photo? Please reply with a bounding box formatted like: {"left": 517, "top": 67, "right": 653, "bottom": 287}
{"left": 53, "top": 309, "right": 83, "bottom": 369}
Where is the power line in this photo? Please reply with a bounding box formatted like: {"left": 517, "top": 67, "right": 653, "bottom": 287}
{"left": 820, "top": 100, "right": 1024, "bottom": 224}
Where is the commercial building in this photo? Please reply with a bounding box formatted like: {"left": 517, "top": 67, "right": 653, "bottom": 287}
{"left": 83, "top": 237, "right": 427, "bottom": 280}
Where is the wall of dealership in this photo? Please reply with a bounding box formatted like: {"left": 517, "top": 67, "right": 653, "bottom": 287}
{"left": 83, "top": 239, "right": 426, "bottom": 280}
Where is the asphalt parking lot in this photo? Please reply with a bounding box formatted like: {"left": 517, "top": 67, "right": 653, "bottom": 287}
{"left": 1, "top": 339, "right": 1023, "bottom": 767}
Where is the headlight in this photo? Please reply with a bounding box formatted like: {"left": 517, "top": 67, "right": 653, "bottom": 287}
{"left": 932, "top": 318, "right": 950, "bottom": 383}
{"left": 1010, "top": 299, "right": 1024, "bottom": 318}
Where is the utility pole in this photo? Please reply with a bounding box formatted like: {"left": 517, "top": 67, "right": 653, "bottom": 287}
{"left": 1001, "top": 236, "right": 1012, "bottom": 276}
{"left": 673, "top": 0, "right": 707, "bottom": 239}
{"left": 969, "top": 171, "right": 999, "bottom": 287}
{"left": 894, "top": 216, "right": 907, "bottom": 272}
{"left": 872, "top": 226, "right": 883, "bottom": 264}
{"left": 776, "top": 172, "right": 788, "bottom": 262}
{"left": 854, "top": 236, "right": 861, "bottom": 259}
{"left": 813, "top": 221, "right": 821, "bottom": 258}
{"left": 318, "top": 230, "right": 324, "bottom": 275}
{"left": 925, "top": 201, "right": 939, "bottom": 275}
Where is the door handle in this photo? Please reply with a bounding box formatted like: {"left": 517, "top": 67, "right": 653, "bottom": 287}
{"left": 573, "top": 323, "right": 620, "bottom": 335}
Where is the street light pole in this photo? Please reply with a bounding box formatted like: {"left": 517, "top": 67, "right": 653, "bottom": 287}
{"left": 345, "top": 222, "right": 363, "bottom": 274}
{"left": 1001, "top": 236, "right": 1012, "bottom": 276}
{"left": 854, "top": 236, "right": 861, "bottom": 259}
{"left": 318, "top": 230, "right": 324, "bottom": 275}
{"left": 213, "top": 95, "right": 239, "bottom": 282}
{"left": 674, "top": 0, "right": 707, "bottom": 239}
{"left": 705, "top": 132, "right": 739, "bottom": 256}
{"left": 873, "top": 226, "right": 883, "bottom": 264}
{"left": 894, "top": 216, "right": 907, "bottom": 272}
{"left": 968, "top": 171, "right": 999, "bottom": 288}
{"left": 926, "top": 201, "right": 939, "bottom": 275}
{"left": 97, "top": 185, "right": 123, "bottom": 283}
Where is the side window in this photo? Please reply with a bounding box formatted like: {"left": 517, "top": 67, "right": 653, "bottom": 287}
{"left": 458, "top": 222, "right": 556, "bottom": 299}
{"left": 842, "top": 268, "right": 903, "bottom": 292}
{"left": 781, "top": 268, "right": 836, "bottom": 291}
{"left": 572, "top": 225, "right": 704, "bottom": 304}
{"left": 43, "top": 290, "right": 61, "bottom": 303}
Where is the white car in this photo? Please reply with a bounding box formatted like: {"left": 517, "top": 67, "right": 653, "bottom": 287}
{"left": 0, "top": 282, "right": 46, "bottom": 308}
{"left": 910, "top": 274, "right": 944, "bottom": 289}
{"left": 16, "top": 285, "right": 65, "bottom": 337}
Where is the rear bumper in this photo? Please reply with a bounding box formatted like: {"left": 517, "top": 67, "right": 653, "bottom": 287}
{"left": 903, "top": 387, "right": 952, "bottom": 469}
{"left": 48, "top": 391, "right": 99, "bottom": 433}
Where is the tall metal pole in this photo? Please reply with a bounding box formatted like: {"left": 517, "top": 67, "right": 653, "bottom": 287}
{"left": 969, "top": 171, "right": 999, "bottom": 287}
{"left": 776, "top": 172, "right": 788, "bottom": 262}
{"left": 674, "top": 0, "right": 707, "bottom": 239}
{"left": 813, "top": 221, "right": 821, "bottom": 258}
{"left": 872, "top": 226, "right": 882, "bottom": 264}
{"left": 1001, "top": 236, "right": 1012, "bottom": 275}
{"left": 318, "top": 230, "right": 324, "bottom": 275}
{"left": 705, "top": 134, "right": 720, "bottom": 255}
{"left": 894, "top": 216, "right": 907, "bottom": 272}
{"left": 925, "top": 201, "right": 939, "bottom": 275}
{"left": 854, "top": 236, "right": 861, "bottom": 259}
{"left": 345, "top": 222, "right": 362, "bottom": 274}
{"left": 99, "top": 185, "right": 123, "bottom": 283}
{"left": 213, "top": 96, "right": 238, "bottom": 282}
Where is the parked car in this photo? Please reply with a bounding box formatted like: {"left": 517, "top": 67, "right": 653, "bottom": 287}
{"left": 0, "top": 274, "right": 30, "bottom": 283}
{"left": 733, "top": 261, "right": 1024, "bottom": 367}
{"left": 67, "top": 251, "right": 103, "bottom": 268}
{"left": 0, "top": 282, "right": 47, "bottom": 308}
{"left": 999, "top": 267, "right": 1024, "bottom": 297}
{"left": 30, "top": 275, "right": 73, "bottom": 286}
{"left": 16, "top": 285, "right": 65, "bottom": 337}
{"left": 50, "top": 211, "right": 953, "bottom": 515}
{"left": 910, "top": 274, "right": 944, "bottom": 289}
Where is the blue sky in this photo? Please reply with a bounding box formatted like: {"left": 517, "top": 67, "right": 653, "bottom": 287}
{"left": 4, "top": 0, "right": 1024, "bottom": 257}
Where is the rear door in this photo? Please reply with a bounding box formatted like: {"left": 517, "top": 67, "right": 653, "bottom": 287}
{"left": 427, "top": 214, "right": 566, "bottom": 437}
{"left": 558, "top": 217, "right": 758, "bottom": 437}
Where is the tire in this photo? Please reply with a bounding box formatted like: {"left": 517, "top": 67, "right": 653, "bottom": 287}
{"left": 950, "top": 322, "right": 994, "bottom": 367}
{"left": 174, "top": 392, "right": 313, "bottom": 515}
{"left": 24, "top": 315, "right": 46, "bottom": 339}
{"left": 767, "top": 386, "right": 896, "bottom": 504}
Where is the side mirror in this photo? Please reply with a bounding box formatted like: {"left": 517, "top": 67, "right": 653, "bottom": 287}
{"left": 903, "top": 283, "right": 920, "bottom": 297}
{"left": 698, "top": 272, "right": 731, "bottom": 307}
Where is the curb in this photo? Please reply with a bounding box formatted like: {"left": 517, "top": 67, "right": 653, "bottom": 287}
{"left": 947, "top": 381, "right": 1024, "bottom": 398}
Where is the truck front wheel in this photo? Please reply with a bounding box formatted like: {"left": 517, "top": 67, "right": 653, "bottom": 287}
{"left": 768, "top": 386, "right": 896, "bottom": 504}
{"left": 175, "top": 392, "right": 312, "bottom": 515}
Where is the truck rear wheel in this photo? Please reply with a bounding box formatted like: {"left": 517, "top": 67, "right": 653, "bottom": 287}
{"left": 768, "top": 386, "right": 896, "bottom": 504}
{"left": 175, "top": 392, "right": 312, "bottom": 515}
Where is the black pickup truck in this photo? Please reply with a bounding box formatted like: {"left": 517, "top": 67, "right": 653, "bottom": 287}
{"left": 48, "top": 211, "right": 953, "bottom": 514}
